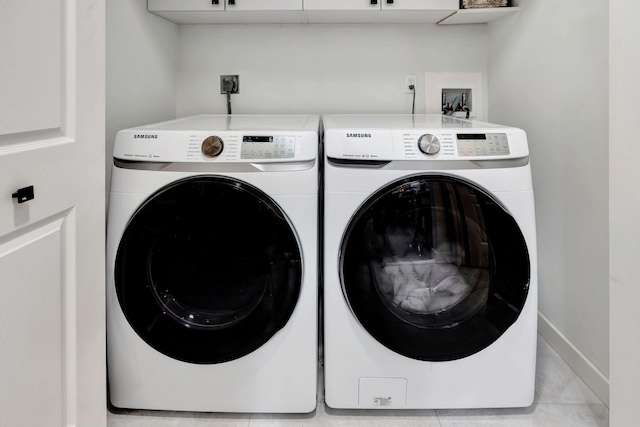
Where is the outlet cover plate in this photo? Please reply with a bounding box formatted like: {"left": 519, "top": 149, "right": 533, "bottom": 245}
{"left": 220, "top": 75, "right": 239, "bottom": 94}
{"left": 405, "top": 74, "right": 417, "bottom": 94}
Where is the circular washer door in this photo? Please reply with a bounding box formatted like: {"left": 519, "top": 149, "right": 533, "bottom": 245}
{"left": 115, "top": 176, "right": 302, "bottom": 364}
{"left": 340, "top": 175, "right": 530, "bottom": 361}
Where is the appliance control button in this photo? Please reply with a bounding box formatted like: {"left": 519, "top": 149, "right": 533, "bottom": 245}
{"left": 418, "top": 134, "right": 441, "bottom": 155}
{"left": 202, "top": 136, "right": 224, "bottom": 158}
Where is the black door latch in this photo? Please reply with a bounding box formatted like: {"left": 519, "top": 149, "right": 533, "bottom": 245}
{"left": 12, "top": 186, "right": 35, "bottom": 204}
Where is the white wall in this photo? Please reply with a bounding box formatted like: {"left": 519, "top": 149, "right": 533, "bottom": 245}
{"left": 610, "top": 0, "right": 640, "bottom": 423}
{"left": 487, "top": 0, "right": 609, "bottom": 405}
{"left": 107, "top": 0, "right": 615, "bottom": 411}
{"left": 176, "top": 24, "right": 487, "bottom": 117}
{"left": 106, "top": 0, "right": 178, "bottom": 194}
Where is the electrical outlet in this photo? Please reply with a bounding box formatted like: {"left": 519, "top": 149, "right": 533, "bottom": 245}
{"left": 220, "top": 75, "right": 239, "bottom": 94}
{"left": 405, "top": 74, "right": 417, "bottom": 94}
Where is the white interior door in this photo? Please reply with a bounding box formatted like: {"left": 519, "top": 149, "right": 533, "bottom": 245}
{"left": 0, "top": 1, "right": 106, "bottom": 426}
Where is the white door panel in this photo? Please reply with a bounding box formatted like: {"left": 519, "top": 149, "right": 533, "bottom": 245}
{"left": 0, "top": 2, "right": 62, "bottom": 135}
{"left": 0, "top": 218, "right": 65, "bottom": 426}
{"left": 0, "top": 0, "right": 105, "bottom": 426}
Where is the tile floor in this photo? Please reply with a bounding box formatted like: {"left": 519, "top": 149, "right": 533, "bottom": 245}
{"left": 108, "top": 335, "right": 608, "bottom": 426}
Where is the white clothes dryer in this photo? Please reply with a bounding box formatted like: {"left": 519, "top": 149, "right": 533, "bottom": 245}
{"left": 107, "top": 115, "right": 320, "bottom": 413}
{"left": 322, "top": 114, "right": 537, "bottom": 409}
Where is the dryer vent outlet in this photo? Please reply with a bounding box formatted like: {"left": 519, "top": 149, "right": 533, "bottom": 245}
{"left": 220, "top": 75, "right": 239, "bottom": 94}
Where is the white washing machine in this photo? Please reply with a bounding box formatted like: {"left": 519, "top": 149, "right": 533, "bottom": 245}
{"left": 322, "top": 114, "right": 537, "bottom": 409}
{"left": 107, "top": 115, "right": 320, "bottom": 413}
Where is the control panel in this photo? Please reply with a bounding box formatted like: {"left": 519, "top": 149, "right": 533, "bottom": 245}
{"left": 456, "top": 133, "right": 510, "bottom": 157}
{"left": 397, "top": 132, "right": 456, "bottom": 159}
{"left": 114, "top": 132, "right": 313, "bottom": 163}
{"left": 322, "top": 114, "right": 528, "bottom": 162}
{"left": 396, "top": 132, "right": 511, "bottom": 160}
{"left": 240, "top": 135, "right": 295, "bottom": 159}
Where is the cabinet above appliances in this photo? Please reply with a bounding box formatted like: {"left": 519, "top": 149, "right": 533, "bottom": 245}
{"left": 303, "top": 0, "right": 457, "bottom": 24}
{"left": 147, "top": 0, "right": 305, "bottom": 24}
{"left": 147, "top": 0, "right": 518, "bottom": 25}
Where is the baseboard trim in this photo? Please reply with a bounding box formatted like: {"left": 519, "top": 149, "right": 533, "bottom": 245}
{"left": 538, "top": 312, "right": 610, "bottom": 407}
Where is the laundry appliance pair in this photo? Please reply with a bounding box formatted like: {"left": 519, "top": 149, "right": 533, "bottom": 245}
{"left": 107, "top": 114, "right": 537, "bottom": 413}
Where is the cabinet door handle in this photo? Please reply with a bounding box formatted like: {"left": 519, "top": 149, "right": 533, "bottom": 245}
{"left": 12, "top": 185, "right": 35, "bottom": 204}
{"left": 228, "top": 0, "right": 235, "bottom": 5}
{"left": 371, "top": 0, "right": 378, "bottom": 4}
{"left": 212, "top": 0, "right": 218, "bottom": 4}
{"left": 387, "top": 0, "right": 394, "bottom": 3}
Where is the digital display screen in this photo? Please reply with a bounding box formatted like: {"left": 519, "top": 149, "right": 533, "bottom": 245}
{"left": 457, "top": 134, "right": 486, "bottom": 140}
{"left": 243, "top": 136, "right": 273, "bottom": 143}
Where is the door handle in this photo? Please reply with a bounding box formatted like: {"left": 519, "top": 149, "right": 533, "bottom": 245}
{"left": 12, "top": 185, "right": 35, "bottom": 203}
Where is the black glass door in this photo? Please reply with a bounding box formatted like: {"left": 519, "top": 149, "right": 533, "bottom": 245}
{"left": 115, "top": 176, "right": 302, "bottom": 364}
{"left": 340, "top": 175, "right": 530, "bottom": 361}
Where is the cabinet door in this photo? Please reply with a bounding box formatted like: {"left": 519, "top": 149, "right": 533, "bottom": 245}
{"left": 0, "top": 0, "right": 105, "bottom": 426}
{"left": 148, "top": 0, "right": 225, "bottom": 12}
{"left": 304, "top": 0, "right": 381, "bottom": 11}
{"left": 226, "top": 0, "right": 302, "bottom": 11}
{"left": 381, "top": 0, "right": 458, "bottom": 10}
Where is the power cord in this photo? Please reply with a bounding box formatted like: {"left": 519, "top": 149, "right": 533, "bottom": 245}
{"left": 222, "top": 77, "right": 236, "bottom": 115}
{"left": 409, "top": 84, "right": 416, "bottom": 115}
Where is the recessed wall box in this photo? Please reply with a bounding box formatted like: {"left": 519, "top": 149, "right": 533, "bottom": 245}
{"left": 425, "top": 72, "right": 484, "bottom": 120}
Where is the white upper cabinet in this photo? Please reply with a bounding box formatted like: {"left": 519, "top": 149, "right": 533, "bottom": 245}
{"left": 223, "top": 0, "right": 305, "bottom": 23}
{"left": 147, "top": 0, "right": 515, "bottom": 24}
{"left": 149, "top": 0, "right": 305, "bottom": 23}
{"left": 380, "top": 0, "right": 459, "bottom": 24}
{"left": 303, "top": 0, "right": 385, "bottom": 23}
{"left": 381, "top": 0, "right": 458, "bottom": 10}
{"left": 149, "top": 0, "right": 225, "bottom": 12}
{"left": 304, "top": 0, "right": 382, "bottom": 11}
{"left": 305, "top": 0, "right": 458, "bottom": 23}
{"left": 148, "top": 0, "right": 225, "bottom": 23}
{"left": 304, "top": 0, "right": 457, "bottom": 11}
{"left": 225, "top": 0, "right": 303, "bottom": 11}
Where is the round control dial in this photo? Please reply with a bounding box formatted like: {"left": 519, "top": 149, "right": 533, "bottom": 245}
{"left": 418, "top": 134, "right": 441, "bottom": 155}
{"left": 418, "top": 133, "right": 440, "bottom": 156}
{"left": 201, "top": 136, "right": 224, "bottom": 158}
